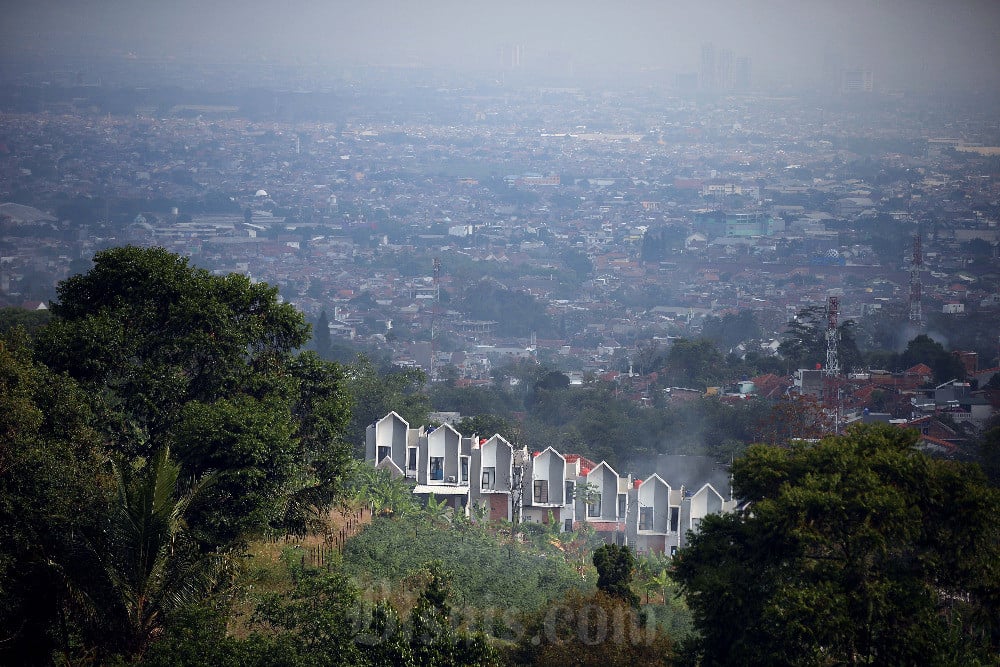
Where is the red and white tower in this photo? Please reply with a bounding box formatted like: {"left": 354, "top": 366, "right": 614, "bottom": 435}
{"left": 825, "top": 296, "right": 840, "bottom": 377}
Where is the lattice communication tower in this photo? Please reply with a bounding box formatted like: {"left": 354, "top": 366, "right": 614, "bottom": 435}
{"left": 825, "top": 296, "right": 840, "bottom": 377}
{"left": 909, "top": 233, "right": 923, "bottom": 325}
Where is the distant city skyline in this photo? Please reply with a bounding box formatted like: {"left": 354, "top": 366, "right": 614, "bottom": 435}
{"left": 3, "top": 0, "right": 1000, "bottom": 92}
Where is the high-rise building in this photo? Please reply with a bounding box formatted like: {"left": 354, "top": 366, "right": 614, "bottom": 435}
{"left": 842, "top": 66, "right": 874, "bottom": 93}
{"left": 700, "top": 43, "right": 716, "bottom": 91}
{"left": 717, "top": 48, "right": 735, "bottom": 91}
{"left": 822, "top": 49, "right": 843, "bottom": 92}
{"left": 736, "top": 57, "right": 752, "bottom": 91}
{"left": 700, "top": 43, "right": 748, "bottom": 92}
{"left": 498, "top": 44, "right": 525, "bottom": 70}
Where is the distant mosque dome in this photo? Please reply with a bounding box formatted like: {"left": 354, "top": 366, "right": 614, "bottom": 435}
{"left": 255, "top": 189, "right": 268, "bottom": 197}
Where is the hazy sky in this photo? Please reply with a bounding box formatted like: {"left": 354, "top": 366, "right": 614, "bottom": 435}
{"left": 4, "top": 0, "right": 1000, "bottom": 91}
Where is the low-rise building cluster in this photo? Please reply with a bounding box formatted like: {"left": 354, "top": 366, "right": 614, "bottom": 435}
{"left": 366, "top": 411, "right": 738, "bottom": 554}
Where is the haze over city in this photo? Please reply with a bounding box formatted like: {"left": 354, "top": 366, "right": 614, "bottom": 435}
{"left": 3, "top": 0, "right": 1000, "bottom": 664}
{"left": 4, "top": 0, "right": 1000, "bottom": 92}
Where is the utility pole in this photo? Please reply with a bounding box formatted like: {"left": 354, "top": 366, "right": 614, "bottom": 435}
{"left": 511, "top": 447, "right": 529, "bottom": 530}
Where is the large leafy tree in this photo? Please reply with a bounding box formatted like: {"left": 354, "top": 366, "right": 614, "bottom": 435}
{"left": 312, "top": 309, "right": 332, "bottom": 358}
{"left": 0, "top": 330, "right": 108, "bottom": 664}
{"left": 36, "top": 246, "right": 352, "bottom": 547}
{"left": 39, "top": 246, "right": 309, "bottom": 453}
{"left": 701, "top": 310, "right": 762, "bottom": 351}
{"left": 454, "top": 413, "right": 516, "bottom": 441}
{"left": 674, "top": 424, "right": 1000, "bottom": 666}
{"left": 778, "top": 305, "right": 861, "bottom": 373}
{"left": 663, "top": 337, "right": 726, "bottom": 389}
{"left": 593, "top": 543, "right": 640, "bottom": 607}
{"left": 0, "top": 306, "right": 51, "bottom": 336}
{"left": 343, "top": 354, "right": 430, "bottom": 456}
{"left": 458, "top": 279, "right": 556, "bottom": 338}
{"left": 976, "top": 421, "right": 1000, "bottom": 487}
{"left": 898, "top": 333, "right": 966, "bottom": 383}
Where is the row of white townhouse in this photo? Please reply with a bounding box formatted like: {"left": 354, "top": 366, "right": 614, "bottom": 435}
{"left": 366, "top": 411, "right": 740, "bottom": 554}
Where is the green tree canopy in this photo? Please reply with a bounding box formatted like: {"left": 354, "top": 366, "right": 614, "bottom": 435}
{"left": 0, "top": 330, "right": 108, "bottom": 664}
{"left": 560, "top": 247, "right": 593, "bottom": 282}
{"left": 38, "top": 245, "right": 310, "bottom": 455}
{"left": 899, "top": 333, "right": 966, "bottom": 383}
{"left": 674, "top": 423, "right": 1000, "bottom": 666}
{"left": 85, "top": 447, "right": 233, "bottom": 660}
{"left": 701, "top": 310, "right": 762, "bottom": 351}
{"left": 458, "top": 280, "right": 555, "bottom": 338}
{"left": 0, "top": 306, "right": 51, "bottom": 336}
{"left": 778, "top": 305, "right": 861, "bottom": 373}
{"left": 343, "top": 354, "right": 430, "bottom": 457}
{"left": 663, "top": 338, "right": 726, "bottom": 389}
{"left": 36, "top": 246, "right": 352, "bottom": 547}
{"left": 454, "top": 413, "right": 516, "bottom": 441}
{"left": 534, "top": 370, "right": 571, "bottom": 391}
{"left": 592, "top": 544, "right": 640, "bottom": 607}
{"left": 313, "top": 309, "right": 332, "bottom": 358}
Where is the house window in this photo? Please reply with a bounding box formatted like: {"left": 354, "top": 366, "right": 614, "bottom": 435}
{"left": 565, "top": 481, "right": 575, "bottom": 503}
{"left": 533, "top": 479, "right": 549, "bottom": 503}
{"left": 670, "top": 546, "right": 678, "bottom": 557}
{"left": 460, "top": 457, "right": 469, "bottom": 483}
{"left": 430, "top": 457, "right": 444, "bottom": 481}
{"left": 670, "top": 507, "right": 679, "bottom": 533}
{"left": 377, "top": 445, "right": 391, "bottom": 462}
{"left": 565, "top": 519, "right": 574, "bottom": 532}
{"left": 639, "top": 507, "right": 653, "bottom": 530}
{"left": 588, "top": 493, "right": 602, "bottom": 517}
{"left": 618, "top": 494, "right": 627, "bottom": 519}
{"left": 407, "top": 447, "right": 417, "bottom": 470}
{"left": 482, "top": 466, "right": 496, "bottom": 490}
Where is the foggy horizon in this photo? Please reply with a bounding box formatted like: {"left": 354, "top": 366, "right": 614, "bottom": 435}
{"left": 3, "top": 0, "right": 1000, "bottom": 92}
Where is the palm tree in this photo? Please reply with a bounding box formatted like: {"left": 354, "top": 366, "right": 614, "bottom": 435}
{"left": 649, "top": 568, "right": 673, "bottom": 605}
{"left": 423, "top": 493, "right": 453, "bottom": 528}
{"left": 635, "top": 557, "right": 653, "bottom": 604}
{"left": 347, "top": 463, "right": 415, "bottom": 516}
{"left": 93, "top": 447, "right": 232, "bottom": 658}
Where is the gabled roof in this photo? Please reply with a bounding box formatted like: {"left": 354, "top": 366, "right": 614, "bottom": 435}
{"left": 906, "top": 363, "right": 933, "bottom": 376}
{"left": 647, "top": 454, "right": 732, "bottom": 498}
{"left": 916, "top": 434, "right": 958, "bottom": 454}
{"left": 637, "top": 473, "right": 671, "bottom": 490}
{"left": 587, "top": 460, "right": 619, "bottom": 479}
{"left": 427, "top": 422, "right": 461, "bottom": 439}
{"left": 479, "top": 433, "right": 513, "bottom": 450}
{"left": 750, "top": 373, "right": 791, "bottom": 399}
{"left": 375, "top": 410, "right": 410, "bottom": 429}
{"left": 690, "top": 482, "right": 725, "bottom": 500}
{"left": 533, "top": 446, "right": 566, "bottom": 462}
{"left": 374, "top": 456, "right": 404, "bottom": 478}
